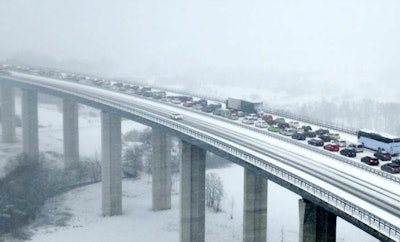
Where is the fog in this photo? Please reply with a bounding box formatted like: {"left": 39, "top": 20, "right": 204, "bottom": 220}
{"left": 1, "top": 1, "right": 400, "bottom": 93}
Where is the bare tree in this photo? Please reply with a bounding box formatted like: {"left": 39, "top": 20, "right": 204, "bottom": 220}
{"left": 205, "top": 173, "right": 224, "bottom": 212}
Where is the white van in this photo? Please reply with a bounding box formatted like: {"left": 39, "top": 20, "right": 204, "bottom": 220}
{"left": 348, "top": 143, "right": 364, "bottom": 152}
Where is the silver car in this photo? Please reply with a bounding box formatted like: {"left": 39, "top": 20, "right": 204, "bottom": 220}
{"left": 170, "top": 113, "right": 183, "bottom": 120}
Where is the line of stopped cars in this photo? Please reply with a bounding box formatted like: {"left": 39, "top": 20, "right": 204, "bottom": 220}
{"left": 169, "top": 101, "right": 400, "bottom": 174}
{"left": 2, "top": 63, "right": 399, "bottom": 174}
{"left": 163, "top": 97, "right": 400, "bottom": 175}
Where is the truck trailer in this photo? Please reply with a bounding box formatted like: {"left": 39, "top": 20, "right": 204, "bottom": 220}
{"left": 226, "top": 98, "right": 263, "bottom": 114}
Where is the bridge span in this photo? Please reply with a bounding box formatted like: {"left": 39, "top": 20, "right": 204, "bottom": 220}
{"left": 1, "top": 72, "right": 399, "bottom": 242}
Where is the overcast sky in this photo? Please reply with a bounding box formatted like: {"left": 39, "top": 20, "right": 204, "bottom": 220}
{"left": 1, "top": 0, "right": 399, "bottom": 85}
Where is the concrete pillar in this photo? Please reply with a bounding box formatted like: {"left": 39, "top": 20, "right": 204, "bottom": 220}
{"left": 63, "top": 99, "right": 79, "bottom": 169}
{"left": 101, "top": 111, "right": 122, "bottom": 216}
{"left": 243, "top": 169, "right": 268, "bottom": 242}
{"left": 1, "top": 85, "right": 16, "bottom": 143}
{"left": 180, "top": 141, "right": 206, "bottom": 242}
{"left": 22, "top": 89, "right": 39, "bottom": 163}
{"left": 152, "top": 129, "right": 171, "bottom": 210}
{"left": 299, "top": 199, "right": 337, "bottom": 242}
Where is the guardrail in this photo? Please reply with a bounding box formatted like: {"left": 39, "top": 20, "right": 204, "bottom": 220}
{"left": 154, "top": 95, "right": 400, "bottom": 185}
{"left": 3, "top": 75, "right": 399, "bottom": 241}
{"left": 24, "top": 74, "right": 399, "bottom": 184}
{"left": 31, "top": 75, "right": 400, "bottom": 184}
{"left": 85, "top": 92, "right": 400, "bottom": 242}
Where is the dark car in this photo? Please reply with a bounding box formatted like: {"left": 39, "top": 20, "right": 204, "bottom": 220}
{"left": 277, "top": 122, "right": 290, "bottom": 129}
{"left": 360, "top": 156, "right": 379, "bottom": 166}
{"left": 374, "top": 150, "right": 391, "bottom": 161}
{"left": 392, "top": 159, "right": 400, "bottom": 165}
{"left": 292, "top": 132, "right": 306, "bottom": 140}
{"left": 323, "top": 143, "right": 340, "bottom": 152}
{"left": 301, "top": 125, "right": 312, "bottom": 132}
{"left": 315, "top": 128, "right": 329, "bottom": 136}
{"left": 304, "top": 131, "right": 316, "bottom": 138}
{"left": 193, "top": 99, "right": 208, "bottom": 107}
{"left": 209, "top": 103, "right": 222, "bottom": 110}
{"left": 318, "top": 134, "right": 331, "bottom": 142}
{"left": 266, "top": 119, "right": 276, "bottom": 125}
{"left": 381, "top": 163, "right": 400, "bottom": 174}
{"left": 212, "top": 109, "right": 221, "bottom": 116}
{"left": 308, "top": 138, "right": 324, "bottom": 146}
{"left": 340, "top": 148, "right": 357, "bottom": 158}
{"left": 201, "top": 105, "right": 214, "bottom": 113}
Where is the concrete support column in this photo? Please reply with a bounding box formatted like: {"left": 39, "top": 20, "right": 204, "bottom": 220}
{"left": 101, "top": 111, "right": 122, "bottom": 216}
{"left": 152, "top": 129, "right": 171, "bottom": 210}
{"left": 63, "top": 99, "right": 79, "bottom": 169}
{"left": 1, "top": 85, "right": 16, "bottom": 143}
{"left": 243, "top": 169, "right": 268, "bottom": 242}
{"left": 180, "top": 141, "right": 206, "bottom": 242}
{"left": 299, "top": 199, "right": 337, "bottom": 242}
{"left": 22, "top": 89, "right": 39, "bottom": 163}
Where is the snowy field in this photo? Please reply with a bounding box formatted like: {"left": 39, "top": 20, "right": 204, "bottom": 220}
{"left": 0, "top": 94, "right": 379, "bottom": 241}
{"left": 23, "top": 165, "right": 378, "bottom": 242}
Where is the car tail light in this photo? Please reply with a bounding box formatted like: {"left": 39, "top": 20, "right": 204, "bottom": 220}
{"left": 391, "top": 167, "right": 395, "bottom": 171}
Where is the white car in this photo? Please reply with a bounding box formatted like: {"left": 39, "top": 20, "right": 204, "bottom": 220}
{"left": 242, "top": 117, "right": 254, "bottom": 125}
{"left": 171, "top": 99, "right": 181, "bottom": 104}
{"left": 289, "top": 121, "right": 300, "bottom": 128}
{"left": 333, "top": 139, "right": 347, "bottom": 147}
{"left": 255, "top": 120, "right": 269, "bottom": 128}
{"left": 247, "top": 113, "right": 258, "bottom": 121}
{"left": 279, "top": 128, "right": 296, "bottom": 136}
{"left": 170, "top": 113, "right": 183, "bottom": 120}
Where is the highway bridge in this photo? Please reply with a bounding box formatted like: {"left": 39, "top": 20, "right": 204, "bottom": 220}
{"left": 1, "top": 71, "right": 399, "bottom": 242}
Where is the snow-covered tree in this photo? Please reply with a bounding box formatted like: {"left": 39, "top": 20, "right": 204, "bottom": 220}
{"left": 123, "top": 145, "right": 144, "bottom": 178}
{"left": 205, "top": 173, "right": 224, "bottom": 212}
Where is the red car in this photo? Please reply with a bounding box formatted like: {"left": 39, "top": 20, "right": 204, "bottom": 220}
{"left": 262, "top": 115, "right": 273, "bottom": 121}
{"left": 183, "top": 101, "right": 193, "bottom": 107}
{"left": 323, "top": 143, "right": 340, "bottom": 152}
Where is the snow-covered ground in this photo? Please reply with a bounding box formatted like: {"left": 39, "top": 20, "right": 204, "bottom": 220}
{"left": 22, "top": 165, "right": 377, "bottom": 242}
{"left": 0, "top": 97, "right": 379, "bottom": 241}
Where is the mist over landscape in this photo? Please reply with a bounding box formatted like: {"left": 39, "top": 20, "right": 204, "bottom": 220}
{"left": 1, "top": 0, "right": 399, "bottom": 102}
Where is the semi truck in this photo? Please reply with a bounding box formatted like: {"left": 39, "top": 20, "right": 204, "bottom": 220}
{"left": 226, "top": 98, "right": 263, "bottom": 114}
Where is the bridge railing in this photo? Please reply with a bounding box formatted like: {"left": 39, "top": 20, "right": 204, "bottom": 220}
{"left": 156, "top": 96, "right": 400, "bottom": 185}
{"left": 83, "top": 80, "right": 395, "bottom": 184}
{"left": 48, "top": 78, "right": 393, "bottom": 183}
{"left": 82, "top": 93, "right": 400, "bottom": 241}
{"left": 31, "top": 74, "right": 398, "bottom": 183}
{"left": 4, "top": 76, "right": 399, "bottom": 241}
